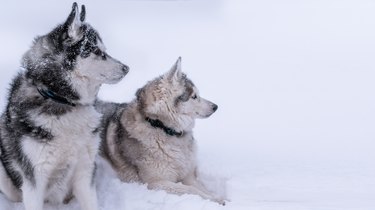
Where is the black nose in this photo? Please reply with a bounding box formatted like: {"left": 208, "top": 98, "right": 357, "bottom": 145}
{"left": 212, "top": 104, "right": 218, "bottom": 112}
{"left": 122, "top": 65, "right": 129, "bottom": 74}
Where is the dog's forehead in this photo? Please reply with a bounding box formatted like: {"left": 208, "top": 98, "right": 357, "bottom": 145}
{"left": 84, "top": 25, "right": 106, "bottom": 50}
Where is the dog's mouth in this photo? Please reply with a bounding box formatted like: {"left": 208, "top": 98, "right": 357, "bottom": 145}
{"left": 106, "top": 74, "right": 126, "bottom": 84}
{"left": 196, "top": 111, "right": 214, "bottom": 119}
{"left": 100, "top": 71, "right": 128, "bottom": 84}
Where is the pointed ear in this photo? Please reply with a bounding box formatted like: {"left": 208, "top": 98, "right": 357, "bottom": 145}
{"left": 136, "top": 87, "right": 144, "bottom": 102}
{"left": 80, "top": 5, "right": 86, "bottom": 22}
{"left": 136, "top": 87, "right": 147, "bottom": 112}
{"left": 166, "top": 57, "right": 183, "bottom": 81}
{"left": 63, "top": 2, "right": 84, "bottom": 43}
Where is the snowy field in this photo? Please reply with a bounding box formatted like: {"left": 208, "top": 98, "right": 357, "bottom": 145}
{"left": 0, "top": 0, "right": 375, "bottom": 209}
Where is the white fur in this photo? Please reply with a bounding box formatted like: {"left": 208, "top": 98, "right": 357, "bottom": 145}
{"left": 20, "top": 106, "right": 100, "bottom": 210}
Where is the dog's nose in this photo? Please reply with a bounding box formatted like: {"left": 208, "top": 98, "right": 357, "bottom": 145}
{"left": 212, "top": 104, "right": 218, "bottom": 112}
{"left": 122, "top": 65, "right": 129, "bottom": 74}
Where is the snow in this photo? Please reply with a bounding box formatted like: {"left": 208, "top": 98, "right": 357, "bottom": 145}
{"left": 0, "top": 0, "right": 375, "bottom": 209}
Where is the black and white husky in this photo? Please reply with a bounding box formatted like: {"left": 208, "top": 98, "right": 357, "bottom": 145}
{"left": 0, "top": 3, "right": 128, "bottom": 210}
{"left": 96, "top": 58, "right": 226, "bottom": 205}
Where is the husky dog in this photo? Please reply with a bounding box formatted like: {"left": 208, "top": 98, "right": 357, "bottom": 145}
{"left": 97, "top": 58, "right": 225, "bottom": 205}
{"left": 0, "top": 3, "right": 128, "bottom": 210}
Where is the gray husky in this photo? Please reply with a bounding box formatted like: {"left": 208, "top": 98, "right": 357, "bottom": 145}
{"left": 0, "top": 3, "right": 128, "bottom": 210}
{"left": 97, "top": 58, "right": 225, "bottom": 205}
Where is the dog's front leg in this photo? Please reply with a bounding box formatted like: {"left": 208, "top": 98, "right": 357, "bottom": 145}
{"left": 73, "top": 173, "right": 98, "bottom": 210}
{"left": 183, "top": 172, "right": 226, "bottom": 205}
{"left": 21, "top": 177, "right": 47, "bottom": 210}
{"left": 73, "top": 180, "right": 98, "bottom": 210}
{"left": 72, "top": 162, "right": 98, "bottom": 210}
{"left": 147, "top": 180, "right": 223, "bottom": 204}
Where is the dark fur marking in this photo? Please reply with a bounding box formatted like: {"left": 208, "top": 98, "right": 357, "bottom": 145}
{"left": 135, "top": 87, "right": 146, "bottom": 116}
{"left": 0, "top": 128, "right": 36, "bottom": 187}
{"left": 175, "top": 77, "right": 195, "bottom": 106}
{"left": 91, "top": 162, "right": 97, "bottom": 186}
{"left": 80, "top": 5, "right": 86, "bottom": 22}
{"left": 0, "top": 134, "right": 23, "bottom": 188}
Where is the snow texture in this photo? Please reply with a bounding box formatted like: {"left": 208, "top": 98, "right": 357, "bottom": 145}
{"left": 0, "top": 0, "right": 375, "bottom": 209}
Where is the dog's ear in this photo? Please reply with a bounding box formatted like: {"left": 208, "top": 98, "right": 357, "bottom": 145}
{"left": 166, "top": 57, "right": 183, "bottom": 82}
{"left": 136, "top": 87, "right": 145, "bottom": 103}
{"left": 63, "top": 2, "right": 84, "bottom": 44}
{"left": 136, "top": 87, "right": 147, "bottom": 112}
{"left": 80, "top": 5, "right": 86, "bottom": 22}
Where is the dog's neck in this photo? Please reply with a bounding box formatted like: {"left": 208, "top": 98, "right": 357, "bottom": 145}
{"left": 37, "top": 87, "right": 76, "bottom": 107}
{"left": 145, "top": 117, "right": 183, "bottom": 137}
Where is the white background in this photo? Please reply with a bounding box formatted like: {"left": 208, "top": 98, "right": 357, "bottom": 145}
{"left": 0, "top": 0, "right": 374, "bottom": 209}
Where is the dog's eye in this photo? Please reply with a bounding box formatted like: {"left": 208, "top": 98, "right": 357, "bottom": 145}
{"left": 192, "top": 94, "right": 197, "bottom": 100}
{"left": 93, "top": 48, "right": 107, "bottom": 60}
{"left": 177, "top": 92, "right": 189, "bottom": 102}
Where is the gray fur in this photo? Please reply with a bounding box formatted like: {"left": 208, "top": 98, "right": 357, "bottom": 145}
{"left": 97, "top": 58, "right": 225, "bottom": 205}
{"left": 0, "top": 3, "right": 128, "bottom": 210}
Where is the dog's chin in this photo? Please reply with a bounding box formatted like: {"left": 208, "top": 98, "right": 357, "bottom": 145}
{"left": 103, "top": 74, "right": 126, "bottom": 84}
{"left": 196, "top": 111, "right": 215, "bottom": 119}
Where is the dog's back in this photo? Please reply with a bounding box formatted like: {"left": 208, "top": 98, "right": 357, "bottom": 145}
{"left": 95, "top": 100, "right": 142, "bottom": 183}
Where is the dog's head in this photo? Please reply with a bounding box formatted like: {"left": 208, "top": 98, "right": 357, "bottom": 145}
{"left": 23, "top": 3, "right": 128, "bottom": 104}
{"left": 56, "top": 2, "right": 129, "bottom": 84}
{"left": 136, "top": 57, "right": 218, "bottom": 131}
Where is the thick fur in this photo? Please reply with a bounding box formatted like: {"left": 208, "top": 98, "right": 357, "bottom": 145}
{"left": 0, "top": 3, "right": 128, "bottom": 210}
{"left": 97, "top": 58, "right": 225, "bottom": 205}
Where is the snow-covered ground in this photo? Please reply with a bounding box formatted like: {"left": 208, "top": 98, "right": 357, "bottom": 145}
{"left": 0, "top": 0, "right": 375, "bottom": 209}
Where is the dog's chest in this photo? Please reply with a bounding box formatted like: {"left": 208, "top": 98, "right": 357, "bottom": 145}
{"left": 30, "top": 106, "right": 100, "bottom": 150}
{"left": 22, "top": 106, "right": 100, "bottom": 194}
{"left": 147, "top": 135, "right": 196, "bottom": 179}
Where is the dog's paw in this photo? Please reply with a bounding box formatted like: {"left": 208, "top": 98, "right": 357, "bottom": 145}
{"left": 219, "top": 200, "right": 226, "bottom": 206}
{"left": 212, "top": 197, "right": 227, "bottom": 206}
